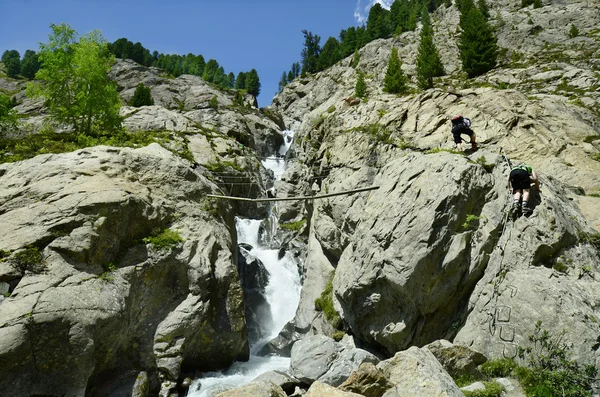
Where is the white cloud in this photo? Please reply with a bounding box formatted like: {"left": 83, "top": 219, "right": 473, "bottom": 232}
{"left": 354, "top": 0, "right": 395, "bottom": 24}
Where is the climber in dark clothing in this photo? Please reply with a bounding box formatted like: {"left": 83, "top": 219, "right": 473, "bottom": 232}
{"left": 508, "top": 163, "right": 539, "bottom": 214}
{"left": 451, "top": 115, "right": 477, "bottom": 152}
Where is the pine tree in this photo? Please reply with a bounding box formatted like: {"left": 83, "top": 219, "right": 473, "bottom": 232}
{"left": 459, "top": 7, "right": 498, "bottom": 78}
{"left": 416, "top": 13, "right": 445, "bottom": 89}
{"left": 1, "top": 50, "right": 21, "bottom": 78}
{"left": 366, "top": 3, "right": 391, "bottom": 41}
{"left": 278, "top": 71, "right": 288, "bottom": 93}
{"left": 318, "top": 37, "right": 341, "bottom": 71}
{"left": 235, "top": 72, "right": 246, "bottom": 90}
{"left": 20, "top": 50, "right": 40, "bottom": 79}
{"left": 355, "top": 72, "right": 367, "bottom": 98}
{"left": 131, "top": 83, "right": 154, "bottom": 107}
{"left": 568, "top": 24, "right": 579, "bottom": 38}
{"left": 477, "top": 0, "right": 490, "bottom": 19}
{"left": 245, "top": 69, "right": 261, "bottom": 98}
{"left": 300, "top": 30, "right": 321, "bottom": 74}
{"left": 383, "top": 47, "right": 408, "bottom": 94}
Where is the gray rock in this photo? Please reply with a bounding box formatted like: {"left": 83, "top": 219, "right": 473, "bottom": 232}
{"left": 0, "top": 144, "right": 247, "bottom": 396}
{"left": 304, "top": 381, "right": 364, "bottom": 397}
{"left": 425, "top": 339, "right": 487, "bottom": 377}
{"left": 377, "top": 347, "right": 464, "bottom": 397}
{"left": 253, "top": 370, "right": 301, "bottom": 394}
{"left": 339, "top": 362, "right": 393, "bottom": 397}
{"left": 215, "top": 381, "right": 286, "bottom": 397}
{"left": 460, "top": 382, "right": 486, "bottom": 392}
{"left": 290, "top": 334, "right": 379, "bottom": 387}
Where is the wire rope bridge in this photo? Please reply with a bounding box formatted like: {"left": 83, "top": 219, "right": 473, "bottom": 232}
{"left": 207, "top": 186, "right": 379, "bottom": 202}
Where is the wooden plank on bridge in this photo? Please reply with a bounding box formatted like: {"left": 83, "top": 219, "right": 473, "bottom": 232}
{"left": 207, "top": 186, "right": 379, "bottom": 202}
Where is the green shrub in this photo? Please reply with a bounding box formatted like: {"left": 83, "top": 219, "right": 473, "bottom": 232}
{"left": 314, "top": 273, "right": 342, "bottom": 329}
{"left": 583, "top": 135, "right": 599, "bottom": 143}
{"left": 327, "top": 105, "right": 336, "bottom": 113}
{"left": 280, "top": 219, "right": 306, "bottom": 232}
{"left": 568, "top": 24, "right": 580, "bottom": 38}
{"left": 463, "top": 214, "right": 484, "bottom": 230}
{"left": 475, "top": 156, "right": 495, "bottom": 172}
{"left": 0, "top": 130, "right": 191, "bottom": 164}
{"left": 99, "top": 262, "right": 116, "bottom": 281}
{"left": 516, "top": 321, "right": 597, "bottom": 397}
{"left": 355, "top": 72, "right": 367, "bottom": 98}
{"left": 209, "top": 95, "right": 218, "bottom": 109}
{"left": 13, "top": 246, "right": 44, "bottom": 273}
{"left": 0, "top": 249, "right": 10, "bottom": 262}
{"left": 143, "top": 228, "right": 184, "bottom": 250}
{"left": 426, "top": 147, "right": 464, "bottom": 155}
{"left": 130, "top": 83, "right": 154, "bottom": 107}
{"left": 463, "top": 381, "right": 504, "bottom": 397}
{"left": 481, "top": 358, "right": 518, "bottom": 377}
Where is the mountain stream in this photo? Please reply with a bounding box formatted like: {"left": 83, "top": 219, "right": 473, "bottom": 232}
{"left": 188, "top": 130, "right": 300, "bottom": 396}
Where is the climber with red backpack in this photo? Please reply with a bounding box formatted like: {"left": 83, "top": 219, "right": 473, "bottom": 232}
{"left": 451, "top": 115, "right": 477, "bottom": 152}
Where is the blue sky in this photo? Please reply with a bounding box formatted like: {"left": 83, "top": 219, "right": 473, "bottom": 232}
{"left": 0, "top": 0, "right": 392, "bottom": 106}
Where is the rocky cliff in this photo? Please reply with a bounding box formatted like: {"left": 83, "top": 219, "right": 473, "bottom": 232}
{"left": 1, "top": 0, "right": 600, "bottom": 394}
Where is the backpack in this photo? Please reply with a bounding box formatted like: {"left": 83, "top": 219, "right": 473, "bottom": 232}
{"left": 512, "top": 164, "right": 532, "bottom": 173}
{"left": 451, "top": 115, "right": 471, "bottom": 133}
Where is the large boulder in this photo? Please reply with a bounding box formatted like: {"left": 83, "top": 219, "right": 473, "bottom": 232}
{"left": 377, "top": 346, "right": 464, "bottom": 397}
{"left": 0, "top": 144, "right": 248, "bottom": 396}
{"left": 215, "top": 381, "right": 286, "bottom": 397}
{"left": 290, "top": 334, "right": 379, "bottom": 387}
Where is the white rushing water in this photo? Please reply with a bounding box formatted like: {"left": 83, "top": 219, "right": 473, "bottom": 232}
{"left": 189, "top": 130, "right": 300, "bottom": 397}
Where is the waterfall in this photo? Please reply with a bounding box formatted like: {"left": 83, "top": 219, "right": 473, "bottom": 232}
{"left": 189, "top": 130, "right": 300, "bottom": 397}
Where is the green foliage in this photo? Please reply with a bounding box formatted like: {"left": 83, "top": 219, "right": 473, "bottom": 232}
{"left": 314, "top": 273, "right": 342, "bottom": 329}
{"left": 521, "top": 0, "right": 534, "bottom": 7}
{"left": 109, "top": 37, "right": 153, "bottom": 66}
{"left": 568, "top": 24, "right": 580, "bottom": 38}
{"left": 1, "top": 50, "right": 21, "bottom": 78}
{"left": 209, "top": 95, "right": 218, "bottom": 109}
{"left": 355, "top": 71, "right": 367, "bottom": 98}
{"left": 353, "top": 123, "right": 395, "bottom": 145}
{"left": 280, "top": 219, "right": 306, "bottom": 232}
{"left": 578, "top": 231, "right": 600, "bottom": 250}
{"left": 533, "top": 0, "right": 542, "bottom": 8}
{"left": 477, "top": 0, "right": 490, "bottom": 19}
{"left": 13, "top": 246, "right": 45, "bottom": 273}
{"left": 20, "top": 50, "right": 41, "bottom": 79}
{"left": 0, "top": 249, "right": 11, "bottom": 263}
{"left": 131, "top": 83, "right": 154, "bottom": 107}
{"left": 516, "top": 321, "right": 597, "bottom": 397}
{"left": 383, "top": 47, "right": 408, "bottom": 94}
{"left": 366, "top": 3, "right": 392, "bottom": 41}
{"left": 0, "top": 129, "right": 190, "bottom": 164}
{"left": 475, "top": 156, "right": 495, "bottom": 172}
{"left": 416, "top": 14, "right": 445, "bottom": 89}
{"left": 0, "top": 93, "right": 19, "bottom": 136}
{"left": 27, "top": 23, "right": 122, "bottom": 136}
{"left": 327, "top": 105, "right": 336, "bottom": 113}
{"left": 331, "top": 331, "right": 346, "bottom": 341}
{"left": 459, "top": 7, "right": 498, "bottom": 78}
{"left": 143, "top": 228, "right": 184, "bottom": 250}
{"left": 463, "top": 382, "right": 504, "bottom": 397}
{"left": 99, "top": 262, "right": 116, "bottom": 281}
{"left": 352, "top": 49, "right": 361, "bottom": 68}
{"left": 591, "top": 153, "right": 600, "bottom": 162}
{"left": 426, "top": 147, "right": 464, "bottom": 155}
{"left": 318, "top": 36, "right": 342, "bottom": 71}
{"left": 463, "top": 214, "right": 484, "bottom": 230}
{"left": 481, "top": 358, "right": 518, "bottom": 377}
{"left": 301, "top": 29, "right": 322, "bottom": 74}
{"left": 245, "top": 69, "right": 261, "bottom": 98}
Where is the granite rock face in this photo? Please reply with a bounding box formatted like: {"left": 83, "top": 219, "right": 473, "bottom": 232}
{"left": 0, "top": 144, "right": 248, "bottom": 396}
